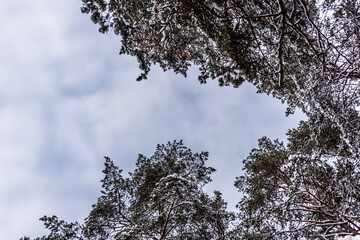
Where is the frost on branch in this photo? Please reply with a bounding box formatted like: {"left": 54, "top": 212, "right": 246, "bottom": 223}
{"left": 236, "top": 122, "right": 360, "bottom": 239}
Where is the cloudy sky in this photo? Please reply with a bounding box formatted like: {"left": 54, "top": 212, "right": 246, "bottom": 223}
{"left": 0, "top": 0, "right": 305, "bottom": 239}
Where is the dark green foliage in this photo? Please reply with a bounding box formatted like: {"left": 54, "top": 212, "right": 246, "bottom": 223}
{"left": 236, "top": 122, "right": 360, "bottom": 239}
{"left": 24, "top": 141, "right": 234, "bottom": 240}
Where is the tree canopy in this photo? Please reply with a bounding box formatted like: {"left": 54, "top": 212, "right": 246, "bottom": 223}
{"left": 236, "top": 121, "right": 360, "bottom": 239}
{"left": 23, "top": 141, "right": 234, "bottom": 240}
{"left": 81, "top": 0, "right": 360, "bottom": 156}
{"left": 23, "top": 132, "right": 360, "bottom": 239}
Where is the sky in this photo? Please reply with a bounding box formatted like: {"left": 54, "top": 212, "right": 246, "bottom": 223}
{"left": 0, "top": 0, "right": 305, "bottom": 239}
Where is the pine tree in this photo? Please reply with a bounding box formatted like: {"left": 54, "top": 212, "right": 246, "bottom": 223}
{"left": 22, "top": 141, "right": 234, "bottom": 240}
{"left": 235, "top": 121, "right": 360, "bottom": 239}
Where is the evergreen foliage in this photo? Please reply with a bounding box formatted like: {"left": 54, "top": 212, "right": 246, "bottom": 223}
{"left": 22, "top": 141, "right": 234, "bottom": 240}
{"left": 236, "top": 121, "right": 360, "bottom": 239}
